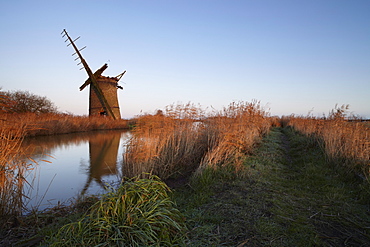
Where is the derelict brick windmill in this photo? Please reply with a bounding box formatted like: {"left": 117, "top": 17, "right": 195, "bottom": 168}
{"left": 61, "top": 29, "right": 126, "bottom": 119}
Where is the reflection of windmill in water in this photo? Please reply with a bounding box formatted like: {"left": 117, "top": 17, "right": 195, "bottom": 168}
{"left": 80, "top": 132, "right": 122, "bottom": 195}
{"left": 61, "top": 29, "right": 126, "bottom": 119}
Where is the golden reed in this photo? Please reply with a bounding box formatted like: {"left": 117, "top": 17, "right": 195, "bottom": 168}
{"left": 287, "top": 106, "right": 370, "bottom": 179}
{"left": 123, "top": 101, "right": 272, "bottom": 179}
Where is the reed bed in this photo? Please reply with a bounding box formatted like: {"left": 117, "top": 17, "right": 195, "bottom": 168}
{"left": 1, "top": 93, "right": 32, "bottom": 218}
{"left": 287, "top": 106, "right": 370, "bottom": 179}
{"left": 123, "top": 101, "right": 272, "bottom": 179}
{"left": 199, "top": 101, "right": 271, "bottom": 172}
{"left": 2, "top": 112, "right": 129, "bottom": 137}
{"left": 0, "top": 119, "right": 30, "bottom": 218}
{"left": 123, "top": 103, "right": 208, "bottom": 179}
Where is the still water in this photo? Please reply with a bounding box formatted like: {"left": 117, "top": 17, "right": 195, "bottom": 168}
{"left": 21, "top": 130, "right": 131, "bottom": 211}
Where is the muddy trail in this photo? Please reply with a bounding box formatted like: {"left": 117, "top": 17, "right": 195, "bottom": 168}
{"left": 177, "top": 127, "right": 370, "bottom": 246}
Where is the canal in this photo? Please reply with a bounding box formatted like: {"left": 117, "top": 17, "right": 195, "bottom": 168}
{"left": 21, "top": 130, "right": 131, "bottom": 211}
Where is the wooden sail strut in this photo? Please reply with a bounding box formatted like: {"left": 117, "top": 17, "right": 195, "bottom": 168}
{"left": 62, "top": 29, "right": 117, "bottom": 119}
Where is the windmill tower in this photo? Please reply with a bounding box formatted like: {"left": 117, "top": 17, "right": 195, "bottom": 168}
{"left": 61, "top": 29, "right": 125, "bottom": 119}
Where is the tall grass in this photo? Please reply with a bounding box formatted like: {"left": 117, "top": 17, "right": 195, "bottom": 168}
{"left": 123, "top": 103, "right": 208, "bottom": 179}
{"left": 198, "top": 100, "right": 271, "bottom": 172}
{"left": 0, "top": 116, "right": 31, "bottom": 217}
{"left": 287, "top": 105, "right": 370, "bottom": 179}
{"left": 1, "top": 93, "right": 30, "bottom": 218}
{"left": 48, "top": 175, "right": 186, "bottom": 246}
{"left": 2, "top": 112, "right": 128, "bottom": 137}
{"left": 123, "top": 101, "right": 272, "bottom": 179}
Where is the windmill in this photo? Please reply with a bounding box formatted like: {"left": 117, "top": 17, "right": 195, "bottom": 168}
{"left": 61, "top": 29, "right": 126, "bottom": 119}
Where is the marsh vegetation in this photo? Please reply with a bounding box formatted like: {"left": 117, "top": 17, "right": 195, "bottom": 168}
{"left": 287, "top": 105, "right": 370, "bottom": 180}
{"left": 174, "top": 127, "right": 370, "bottom": 246}
{"left": 123, "top": 101, "right": 271, "bottom": 180}
{"left": 1, "top": 96, "right": 369, "bottom": 246}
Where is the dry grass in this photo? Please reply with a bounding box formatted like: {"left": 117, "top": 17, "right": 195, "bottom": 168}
{"left": 2, "top": 112, "right": 128, "bottom": 137}
{"left": 0, "top": 119, "right": 30, "bottom": 218}
{"left": 0, "top": 94, "right": 29, "bottom": 218}
{"left": 198, "top": 100, "right": 271, "bottom": 173}
{"left": 123, "top": 103, "right": 208, "bottom": 179}
{"left": 123, "top": 101, "right": 272, "bottom": 180}
{"left": 287, "top": 106, "right": 370, "bottom": 179}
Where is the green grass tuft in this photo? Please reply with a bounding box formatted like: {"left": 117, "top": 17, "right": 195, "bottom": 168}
{"left": 47, "top": 175, "right": 187, "bottom": 246}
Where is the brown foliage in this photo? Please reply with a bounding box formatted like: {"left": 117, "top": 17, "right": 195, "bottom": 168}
{"left": 287, "top": 106, "right": 370, "bottom": 179}
{"left": 123, "top": 101, "right": 272, "bottom": 179}
{"left": 0, "top": 119, "right": 29, "bottom": 217}
{"left": 1, "top": 90, "right": 58, "bottom": 114}
{"left": 1, "top": 113, "right": 128, "bottom": 137}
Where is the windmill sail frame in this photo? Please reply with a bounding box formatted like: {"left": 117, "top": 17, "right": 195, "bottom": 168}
{"left": 62, "top": 29, "right": 121, "bottom": 119}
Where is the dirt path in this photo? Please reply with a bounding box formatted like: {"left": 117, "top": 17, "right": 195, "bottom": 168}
{"left": 178, "top": 127, "right": 370, "bottom": 246}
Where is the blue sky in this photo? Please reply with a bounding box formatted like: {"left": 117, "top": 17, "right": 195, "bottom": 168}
{"left": 1, "top": 0, "right": 369, "bottom": 118}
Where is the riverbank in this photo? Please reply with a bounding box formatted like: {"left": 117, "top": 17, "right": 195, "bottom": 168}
{"left": 1, "top": 112, "right": 131, "bottom": 138}
{"left": 2, "top": 127, "right": 369, "bottom": 246}
{"left": 174, "top": 127, "right": 370, "bottom": 246}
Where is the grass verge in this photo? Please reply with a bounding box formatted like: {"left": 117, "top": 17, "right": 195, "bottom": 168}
{"left": 173, "top": 127, "right": 370, "bottom": 246}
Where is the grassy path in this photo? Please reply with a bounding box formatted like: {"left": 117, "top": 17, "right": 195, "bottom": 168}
{"left": 175, "top": 127, "right": 370, "bottom": 246}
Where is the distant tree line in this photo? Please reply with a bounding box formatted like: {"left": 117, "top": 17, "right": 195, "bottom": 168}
{"left": 0, "top": 89, "right": 58, "bottom": 114}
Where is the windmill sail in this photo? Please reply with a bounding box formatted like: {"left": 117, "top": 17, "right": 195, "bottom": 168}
{"left": 62, "top": 29, "right": 122, "bottom": 119}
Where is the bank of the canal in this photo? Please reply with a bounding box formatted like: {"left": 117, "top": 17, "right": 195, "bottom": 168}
{"left": 174, "top": 127, "right": 370, "bottom": 246}
{"left": 1, "top": 127, "right": 370, "bottom": 246}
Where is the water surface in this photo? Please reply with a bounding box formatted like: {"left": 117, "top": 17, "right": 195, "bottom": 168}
{"left": 21, "top": 130, "right": 131, "bottom": 211}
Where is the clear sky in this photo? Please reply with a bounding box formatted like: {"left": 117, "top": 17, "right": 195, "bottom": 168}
{"left": 1, "top": 0, "right": 369, "bottom": 119}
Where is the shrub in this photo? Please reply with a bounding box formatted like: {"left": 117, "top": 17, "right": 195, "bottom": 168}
{"left": 1, "top": 90, "right": 58, "bottom": 114}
